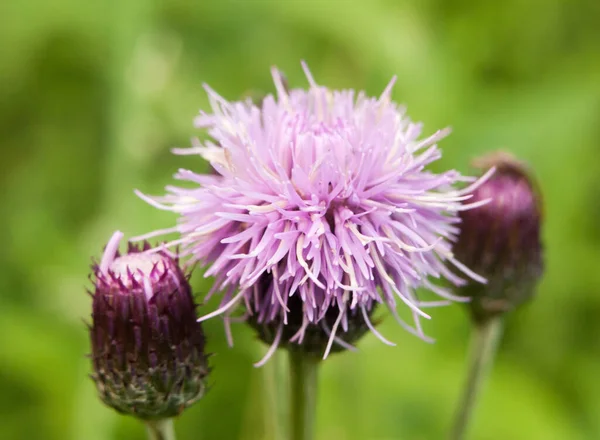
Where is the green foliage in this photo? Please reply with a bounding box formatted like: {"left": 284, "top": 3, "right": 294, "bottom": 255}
{"left": 2, "top": 0, "right": 600, "bottom": 438}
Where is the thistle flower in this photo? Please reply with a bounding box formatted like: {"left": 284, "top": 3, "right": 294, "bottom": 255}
{"left": 136, "top": 62, "right": 492, "bottom": 362}
{"left": 453, "top": 152, "right": 544, "bottom": 323}
{"left": 89, "top": 231, "right": 209, "bottom": 420}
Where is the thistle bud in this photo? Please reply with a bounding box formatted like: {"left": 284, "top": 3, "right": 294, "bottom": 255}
{"left": 454, "top": 152, "right": 544, "bottom": 323}
{"left": 89, "top": 231, "right": 209, "bottom": 420}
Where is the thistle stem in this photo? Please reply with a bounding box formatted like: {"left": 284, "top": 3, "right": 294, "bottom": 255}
{"left": 145, "top": 418, "right": 176, "bottom": 440}
{"left": 264, "top": 351, "right": 287, "bottom": 440}
{"left": 289, "top": 351, "right": 320, "bottom": 440}
{"left": 449, "top": 316, "right": 504, "bottom": 440}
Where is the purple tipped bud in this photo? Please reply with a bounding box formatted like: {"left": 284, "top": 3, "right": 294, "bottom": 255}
{"left": 454, "top": 152, "right": 544, "bottom": 323}
{"left": 89, "top": 231, "right": 209, "bottom": 420}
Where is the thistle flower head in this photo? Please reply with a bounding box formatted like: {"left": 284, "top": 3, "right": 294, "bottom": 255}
{"left": 136, "top": 63, "right": 492, "bottom": 361}
{"left": 453, "top": 151, "right": 544, "bottom": 323}
{"left": 89, "top": 231, "right": 209, "bottom": 419}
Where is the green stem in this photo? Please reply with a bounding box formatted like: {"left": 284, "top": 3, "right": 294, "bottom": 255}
{"left": 145, "top": 419, "right": 176, "bottom": 440}
{"left": 289, "top": 351, "right": 320, "bottom": 440}
{"left": 264, "top": 351, "right": 287, "bottom": 440}
{"left": 449, "top": 316, "right": 504, "bottom": 440}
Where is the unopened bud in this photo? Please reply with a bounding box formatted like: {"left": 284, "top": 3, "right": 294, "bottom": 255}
{"left": 454, "top": 152, "right": 544, "bottom": 323}
{"left": 89, "top": 231, "right": 209, "bottom": 420}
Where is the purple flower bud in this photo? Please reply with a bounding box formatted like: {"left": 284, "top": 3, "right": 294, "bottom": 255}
{"left": 453, "top": 152, "right": 544, "bottom": 323}
{"left": 89, "top": 231, "right": 209, "bottom": 420}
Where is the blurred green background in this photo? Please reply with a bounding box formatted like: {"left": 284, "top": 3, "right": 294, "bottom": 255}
{"left": 2, "top": 0, "right": 600, "bottom": 439}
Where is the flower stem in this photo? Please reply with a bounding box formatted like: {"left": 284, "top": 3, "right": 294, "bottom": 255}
{"left": 449, "top": 316, "right": 504, "bottom": 440}
{"left": 289, "top": 351, "right": 320, "bottom": 440}
{"left": 264, "top": 351, "right": 287, "bottom": 440}
{"left": 145, "top": 419, "right": 176, "bottom": 440}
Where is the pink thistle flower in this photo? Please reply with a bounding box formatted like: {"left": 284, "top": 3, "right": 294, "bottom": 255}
{"left": 136, "top": 62, "right": 492, "bottom": 362}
